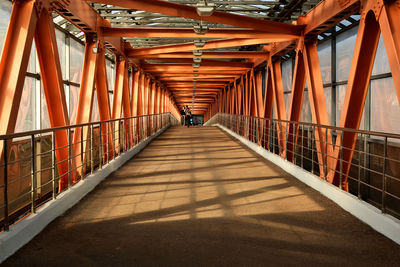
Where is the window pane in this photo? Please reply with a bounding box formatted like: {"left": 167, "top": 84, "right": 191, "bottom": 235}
{"left": 282, "top": 59, "right": 292, "bottom": 93}
{"left": 300, "top": 90, "right": 312, "bottom": 122}
{"left": 284, "top": 92, "right": 291, "bottom": 119}
{"left": 318, "top": 41, "right": 331, "bottom": 84}
{"left": 91, "top": 90, "right": 100, "bottom": 122}
{"left": 336, "top": 26, "right": 358, "bottom": 82}
{"left": 0, "top": 0, "right": 12, "bottom": 59}
{"left": 41, "top": 83, "right": 50, "bottom": 129}
{"left": 15, "top": 77, "right": 36, "bottom": 132}
{"left": 324, "top": 87, "right": 332, "bottom": 125}
{"left": 106, "top": 59, "right": 114, "bottom": 91}
{"left": 336, "top": 84, "right": 365, "bottom": 129}
{"left": 55, "top": 29, "right": 66, "bottom": 79}
{"left": 371, "top": 77, "right": 400, "bottom": 133}
{"left": 372, "top": 35, "right": 391, "bottom": 76}
{"left": 70, "top": 38, "right": 84, "bottom": 83}
{"left": 69, "top": 85, "right": 80, "bottom": 125}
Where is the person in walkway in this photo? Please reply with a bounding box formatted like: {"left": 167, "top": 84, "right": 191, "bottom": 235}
{"left": 180, "top": 108, "right": 186, "bottom": 125}
{"left": 185, "top": 105, "right": 192, "bottom": 127}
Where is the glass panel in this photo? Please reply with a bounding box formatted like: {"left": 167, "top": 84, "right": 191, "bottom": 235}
{"left": 336, "top": 26, "right": 358, "bottom": 82}
{"left": 371, "top": 77, "right": 400, "bottom": 133}
{"left": 15, "top": 77, "right": 36, "bottom": 132}
{"left": 106, "top": 59, "right": 114, "bottom": 91}
{"left": 324, "top": 87, "right": 332, "bottom": 125}
{"left": 69, "top": 85, "right": 80, "bottom": 125}
{"left": 109, "top": 92, "right": 113, "bottom": 110}
{"left": 55, "top": 28, "right": 66, "bottom": 79}
{"left": 284, "top": 92, "right": 291, "bottom": 119}
{"left": 372, "top": 35, "right": 391, "bottom": 76}
{"left": 91, "top": 89, "right": 100, "bottom": 122}
{"left": 282, "top": 59, "right": 292, "bottom": 93}
{"left": 27, "top": 43, "right": 36, "bottom": 74}
{"left": 336, "top": 84, "right": 365, "bottom": 129}
{"left": 41, "top": 82, "right": 50, "bottom": 129}
{"left": 70, "top": 38, "right": 84, "bottom": 83}
{"left": 0, "top": 0, "right": 12, "bottom": 59}
{"left": 300, "top": 90, "right": 312, "bottom": 122}
{"left": 318, "top": 41, "right": 331, "bottom": 84}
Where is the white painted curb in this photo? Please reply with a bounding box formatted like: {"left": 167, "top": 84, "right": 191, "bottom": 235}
{"left": 215, "top": 123, "right": 400, "bottom": 245}
{"left": 0, "top": 125, "right": 170, "bottom": 263}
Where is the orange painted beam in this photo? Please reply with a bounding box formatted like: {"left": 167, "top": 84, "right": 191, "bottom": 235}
{"left": 379, "top": 1, "right": 400, "bottom": 106}
{"left": 142, "top": 51, "right": 268, "bottom": 59}
{"left": 128, "top": 38, "right": 296, "bottom": 57}
{"left": 330, "top": 9, "right": 381, "bottom": 190}
{"left": 287, "top": 41, "right": 306, "bottom": 162}
{"left": 303, "top": 40, "right": 331, "bottom": 179}
{"left": 102, "top": 27, "right": 298, "bottom": 39}
{"left": 72, "top": 34, "right": 98, "bottom": 178}
{"left": 145, "top": 59, "right": 253, "bottom": 68}
{"left": 300, "top": 0, "right": 359, "bottom": 35}
{"left": 0, "top": 0, "right": 37, "bottom": 136}
{"left": 88, "top": 0, "right": 302, "bottom": 35}
{"left": 144, "top": 66, "right": 249, "bottom": 72}
{"left": 35, "top": 9, "right": 72, "bottom": 190}
{"left": 122, "top": 64, "right": 132, "bottom": 148}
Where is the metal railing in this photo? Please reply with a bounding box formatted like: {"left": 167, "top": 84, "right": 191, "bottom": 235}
{"left": 211, "top": 113, "right": 400, "bottom": 219}
{"left": 0, "top": 113, "right": 179, "bottom": 231}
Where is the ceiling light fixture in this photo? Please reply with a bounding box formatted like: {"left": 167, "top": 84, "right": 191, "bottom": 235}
{"left": 194, "top": 22, "right": 209, "bottom": 35}
{"left": 193, "top": 57, "right": 202, "bottom": 63}
{"left": 196, "top": 0, "right": 215, "bottom": 16}
{"left": 193, "top": 50, "right": 203, "bottom": 57}
{"left": 192, "top": 63, "right": 200, "bottom": 68}
{"left": 194, "top": 39, "right": 206, "bottom": 48}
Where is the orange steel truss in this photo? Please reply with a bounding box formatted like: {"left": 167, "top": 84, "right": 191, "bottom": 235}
{"left": 0, "top": 0, "right": 400, "bottom": 193}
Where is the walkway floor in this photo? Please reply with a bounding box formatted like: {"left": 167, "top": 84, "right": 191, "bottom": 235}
{"left": 4, "top": 126, "right": 400, "bottom": 266}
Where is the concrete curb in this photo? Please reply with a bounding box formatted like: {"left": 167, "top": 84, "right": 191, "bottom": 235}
{"left": 215, "top": 123, "right": 400, "bottom": 246}
{"left": 0, "top": 125, "right": 170, "bottom": 263}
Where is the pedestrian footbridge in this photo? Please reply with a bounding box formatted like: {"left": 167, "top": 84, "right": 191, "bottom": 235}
{"left": 1, "top": 119, "right": 400, "bottom": 265}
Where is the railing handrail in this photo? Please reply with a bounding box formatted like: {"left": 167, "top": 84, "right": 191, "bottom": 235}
{"left": 216, "top": 113, "right": 400, "bottom": 140}
{"left": 0, "top": 112, "right": 174, "bottom": 140}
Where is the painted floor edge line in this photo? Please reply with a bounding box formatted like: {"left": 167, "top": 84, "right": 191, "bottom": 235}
{"left": 214, "top": 123, "right": 400, "bottom": 246}
{"left": 0, "top": 125, "right": 170, "bottom": 263}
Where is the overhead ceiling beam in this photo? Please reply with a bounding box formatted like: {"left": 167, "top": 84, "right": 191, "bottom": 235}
{"left": 160, "top": 77, "right": 234, "bottom": 82}
{"left": 299, "top": 0, "right": 359, "bottom": 35}
{"left": 102, "top": 27, "right": 298, "bottom": 39}
{"left": 142, "top": 51, "right": 268, "bottom": 59}
{"left": 151, "top": 70, "right": 246, "bottom": 74}
{"left": 156, "top": 74, "right": 239, "bottom": 78}
{"left": 128, "top": 38, "right": 296, "bottom": 57}
{"left": 87, "top": 0, "right": 302, "bottom": 35}
{"left": 144, "top": 65, "right": 250, "bottom": 72}
{"left": 143, "top": 60, "right": 253, "bottom": 68}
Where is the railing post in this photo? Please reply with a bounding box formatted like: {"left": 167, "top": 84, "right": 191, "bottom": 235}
{"left": 382, "top": 136, "right": 388, "bottom": 213}
{"left": 90, "top": 124, "right": 94, "bottom": 174}
{"left": 81, "top": 126, "right": 84, "bottom": 179}
{"left": 301, "top": 126, "right": 304, "bottom": 168}
{"left": 358, "top": 134, "right": 362, "bottom": 199}
{"left": 3, "top": 139, "right": 9, "bottom": 230}
{"left": 339, "top": 130, "right": 343, "bottom": 190}
{"left": 112, "top": 122, "right": 115, "bottom": 160}
{"left": 51, "top": 131, "right": 56, "bottom": 199}
{"left": 68, "top": 128, "right": 72, "bottom": 188}
{"left": 31, "top": 134, "right": 36, "bottom": 213}
{"left": 99, "top": 122, "right": 103, "bottom": 169}
{"left": 311, "top": 126, "right": 315, "bottom": 174}
{"left": 121, "top": 119, "right": 125, "bottom": 153}
{"left": 324, "top": 127, "right": 328, "bottom": 181}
